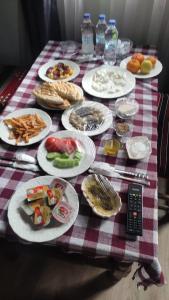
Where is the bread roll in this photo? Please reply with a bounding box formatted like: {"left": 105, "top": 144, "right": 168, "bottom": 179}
{"left": 52, "top": 81, "right": 84, "bottom": 102}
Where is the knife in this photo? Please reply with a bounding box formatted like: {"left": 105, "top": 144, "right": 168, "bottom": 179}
{"left": 90, "top": 161, "right": 149, "bottom": 180}
{"left": 89, "top": 168, "right": 150, "bottom": 186}
{"left": 0, "top": 153, "right": 37, "bottom": 164}
{"left": 0, "top": 160, "right": 40, "bottom": 172}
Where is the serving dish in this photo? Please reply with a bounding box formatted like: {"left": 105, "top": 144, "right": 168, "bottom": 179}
{"left": 126, "top": 136, "right": 152, "bottom": 160}
{"left": 0, "top": 108, "right": 52, "bottom": 146}
{"left": 7, "top": 176, "right": 79, "bottom": 242}
{"left": 34, "top": 82, "right": 84, "bottom": 111}
{"left": 120, "top": 55, "right": 163, "bottom": 79}
{"left": 38, "top": 60, "right": 80, "bottom": 83}
{"left": 82, "top": 65, "right": 135, "bottom": 99}
{"left": 37, "top": 130, "right": 96, "bottom": 178}
{"left": 61, "top": 100, "right": 112, "bottom": 136}
{"left": 81, "top": 174, "right": 122, "bottom": 218}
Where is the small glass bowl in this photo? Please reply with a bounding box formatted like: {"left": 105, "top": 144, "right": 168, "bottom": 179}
{"left": 114, "top": 119, "right": 132, "bottom": 137}
{"left": 116, "top": 38, "right": 133, "bottom": 59}
{"left": 115, "top": 97, "right": 139, "bottom": 119}
{"left": 60, "top": 41, "right": 80, "bottom": 55}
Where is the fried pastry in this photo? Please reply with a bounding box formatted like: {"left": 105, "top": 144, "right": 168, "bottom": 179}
{"left": 33, "top": 83, "right": 64, "bottom": 104}
{"left": 33, "top": 81, "right": 83, "bottom": 110}
{"left": 52, "top": 81, "right": 84, "bottom": 102}
{"left": 37, "top": 97, "right": 70, "bottom": 110}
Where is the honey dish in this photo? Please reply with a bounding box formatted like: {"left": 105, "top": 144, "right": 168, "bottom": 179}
{"left": 81, "top": 174, "right": 122, "bottom": 218}
{"left": 126, "top": 136, "right": 152, "bottom": 160}
{"left": 115, "top": 97, "right": 139, "bottom": 119}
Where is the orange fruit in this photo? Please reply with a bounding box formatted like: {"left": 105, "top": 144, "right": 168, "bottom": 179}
{"left": 127, "top": 59, "right": 140, "bottom": 74}
{"left": 146, "top": 56, "right": 157, "bottom": 68}
{"left": 132, "top": 53, "right": 144, "bottom": 64}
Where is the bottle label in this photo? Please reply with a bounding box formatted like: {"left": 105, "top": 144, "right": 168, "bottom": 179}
{"left": 96, "top": 33, "right": 105, "bottom": 45}
{"left": 82, "top": 33, "right": 94, "bottom": 46}
{"left": 105, "top": 41, "right": 117, "bottom": 50}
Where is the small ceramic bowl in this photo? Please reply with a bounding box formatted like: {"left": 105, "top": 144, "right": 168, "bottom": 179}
{"left": 81, "top": 174, "right": 122, "bottom": 218}
{"left": 115, "top": 97, "right": 139, "bottom": 119}
{"left": 126, "top": 136, "right": 152, "bottom": 160}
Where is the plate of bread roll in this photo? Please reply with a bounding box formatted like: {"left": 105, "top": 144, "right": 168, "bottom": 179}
{"left": 33, "top": 81, "right": 84, "bottom": 110}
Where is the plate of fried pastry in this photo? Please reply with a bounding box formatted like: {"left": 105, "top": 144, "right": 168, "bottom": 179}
{"left": 33, "top": 81, "right": 84, "bottom": 110}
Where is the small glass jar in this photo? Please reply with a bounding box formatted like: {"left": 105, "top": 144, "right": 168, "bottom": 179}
{"left": 114, "top": 119, "right": 131, "bottom": 137}
{"left": 103, "top": 138, "right": 121, "bottom": 156}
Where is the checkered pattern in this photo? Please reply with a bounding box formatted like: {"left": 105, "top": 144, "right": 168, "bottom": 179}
{"left": 0, "top": 41, "right": 164, "bottom": 289}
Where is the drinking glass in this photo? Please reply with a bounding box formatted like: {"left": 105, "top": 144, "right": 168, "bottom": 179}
{"left": 60, "top": 41, "right": 80, "bottom": 57}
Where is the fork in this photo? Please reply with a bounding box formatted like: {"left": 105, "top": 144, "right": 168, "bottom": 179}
{"left": 94, "top": 174, "right": 114, "bottom": 198}
{"left": 113, "top": 168, "right": 149, "bottom": 180}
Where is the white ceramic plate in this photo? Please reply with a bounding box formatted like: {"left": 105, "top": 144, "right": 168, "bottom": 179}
{"left": 120, "top": 56, "right": 163, "bottom": 79}
{"left": 36, "top": 83, "right": 84, "bottom": 111}
{"left": 37, "top": 130, "right": 96, "bottom": 178}
{"left": 7, "top": 176, "right": 79, "bottom": 242}
{"left": 61, "top": 101, "right": 112, "bottom": 136}
{"left": 82, "top": 65, "right": 135, "bottom": 99}
{"left": 0, "top": 108, "right": 52, "bottom": 146}
{"left": 38, "top": 60, "right": 80, "bottom": 83}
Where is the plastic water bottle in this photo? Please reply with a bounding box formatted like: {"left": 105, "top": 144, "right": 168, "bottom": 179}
{"left": 104, "top": 19, "right": 118, "bottom": 65}
{"left": 81, "top": 13, "right": 94, "bottom": 56}
{"left": 95, "top": 14, "right": 107, "bottom": 58}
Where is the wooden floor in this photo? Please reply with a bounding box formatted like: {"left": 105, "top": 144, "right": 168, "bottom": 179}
{"left": 0, "top": 178, "right": 169, "bottom": 300}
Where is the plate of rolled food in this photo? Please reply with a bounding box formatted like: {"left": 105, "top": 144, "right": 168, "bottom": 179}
{"left": 7, "top": 176, "right": 79, "bottom": 242}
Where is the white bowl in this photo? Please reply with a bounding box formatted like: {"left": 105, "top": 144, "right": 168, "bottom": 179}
{"left": 81, "top": 174, "right": 122, "bottom": 218}
{"left": 126, "top": 136, "right": 152, "bottom": 160}
{"left": 115, "top": 97, "right": 139, "bottom": 119}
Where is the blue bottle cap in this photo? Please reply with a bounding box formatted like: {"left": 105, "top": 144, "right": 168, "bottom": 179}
{"left": 109, "top": 19, "right": 116, "bottom": 26}
{"left": 84, "top": 13, "right": 91, "bottom": 19}
{"left": 99, "top": 14, "right": 106, "bottom": 20}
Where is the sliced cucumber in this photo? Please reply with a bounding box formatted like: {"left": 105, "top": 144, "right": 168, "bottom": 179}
{"left": 74, "top": 151, "right": 82, "bottom": 160}
{"left": 53, "top": 157, "right": 80, "bottom": 168}
{"left": 46, "top": 152, "right": 60, "bottom": 160}
{"left": 46, "top": 152, "right": 69, "bottom": 160}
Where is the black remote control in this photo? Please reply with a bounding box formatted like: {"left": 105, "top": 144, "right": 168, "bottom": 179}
{"left": 126, "top": 183, "right": 143, "bottom": 236}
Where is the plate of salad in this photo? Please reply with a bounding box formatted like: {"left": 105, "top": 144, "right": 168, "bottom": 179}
{"left": 37, "top": 130, "right": 96, "bottom": 178}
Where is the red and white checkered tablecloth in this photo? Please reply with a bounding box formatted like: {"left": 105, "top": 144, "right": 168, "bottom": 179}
{"left": 0, "top": 41, "right": 165, "bottom": 289}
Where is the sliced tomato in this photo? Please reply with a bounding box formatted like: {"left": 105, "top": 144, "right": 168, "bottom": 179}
{"left": 45, "top": 137, "right": 63, "bottom": 152}
{"left": 63, "top": 138, "right": 77, "bottom": 154}
{"left": 45, "top": 137, "right": 78, "bottom": 154}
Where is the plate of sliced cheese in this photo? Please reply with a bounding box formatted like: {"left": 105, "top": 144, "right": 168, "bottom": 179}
{"left": 33, "top": 81, "right": 84, "bottom": 110}
{"left": 82, "top": 65, "right": 135, "bottom": 99}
